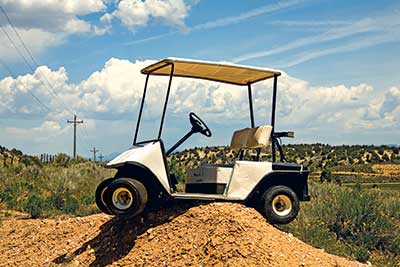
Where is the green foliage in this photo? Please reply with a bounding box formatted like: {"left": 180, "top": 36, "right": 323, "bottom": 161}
{"left": 53, "top": 153, "right": 71, "bottom": 167}
{"left": 354, "top": 247, "right": 370, "bottom": 262}
{"left": 282, "top": 182, "right": 400, "bottom": 266}
{"left": 320, "top": 168, "right": 332, "bottom": 182}
{"left": 23, "top": 194, "right": 48, "bottom": 219}
{"left": 1, "top": 144, "right": 399, "bottom": 266}
{"left": 63, "top": 194, "right": 79, "bottom": 213}
{"left": 0, "top": 159, "right": 115, "bottom": 218}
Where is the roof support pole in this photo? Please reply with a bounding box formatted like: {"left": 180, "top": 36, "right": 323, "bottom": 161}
{"left": 133, "top": 73, "right": 150, "bottom": 145}
{"left": 247, "top": 83, "right": 255, "bottom": 128}
{"left": 158, "top": 63, "right": 174, "bottom": 139}
{"left": 271, "top": 74, "right": 278, "bottom": 162}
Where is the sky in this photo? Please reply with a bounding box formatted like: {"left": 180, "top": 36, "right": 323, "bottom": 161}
{"left": 0, "top": 0, "right": 399, "bottom": 158}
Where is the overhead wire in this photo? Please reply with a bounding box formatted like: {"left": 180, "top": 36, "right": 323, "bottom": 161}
{"left": 0, "top": 58, "right": 51, "bottom": 112}
{"left": 0, "top": 6, "right": 97, "bottom": 155}
{"left": 0, "top": 6, "right": 74, "bottom": 116}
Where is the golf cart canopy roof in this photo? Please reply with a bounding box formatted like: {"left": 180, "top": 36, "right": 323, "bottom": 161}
{"left": 141, "top": 57, "right": 281, "bottom": 86}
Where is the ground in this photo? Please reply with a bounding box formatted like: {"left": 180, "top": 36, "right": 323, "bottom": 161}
{"left": 0, "top": 203, "right": 368, "bottom": 267}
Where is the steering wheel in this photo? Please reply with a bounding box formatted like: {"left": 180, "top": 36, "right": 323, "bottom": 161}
{"left": 189, "top": 112, "right": 212, "bottom": 137}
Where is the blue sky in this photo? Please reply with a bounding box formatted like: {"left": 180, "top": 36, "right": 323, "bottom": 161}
{"left": 0, "top": 0, "right": 399, "bottom": 158}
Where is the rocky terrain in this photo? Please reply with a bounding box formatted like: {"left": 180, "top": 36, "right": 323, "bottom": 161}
{"left": 0, "top": 203, "right": 367, "bottom": 267}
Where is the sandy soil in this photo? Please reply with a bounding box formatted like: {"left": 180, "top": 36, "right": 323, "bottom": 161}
{"left": 0, "top": 203, "right": 367, "bottom": 267}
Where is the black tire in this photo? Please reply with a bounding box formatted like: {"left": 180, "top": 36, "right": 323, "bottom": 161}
{"left": 261, "top": 185, "right": 299, "bottom": 224}
{"left": 105, "top": 178, "right": 148, "bottom": 219}
{"left": 95, "top": 178, "right": 114, "bottom": 215}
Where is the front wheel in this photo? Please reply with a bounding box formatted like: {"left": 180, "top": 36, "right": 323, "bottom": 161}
{"left": 261, "top": 185, "right": 299, "bottom": 224}
{"left": 105, "top": 178, "right": 148, "bottom": 219}
{"left": 95, "top": 178, "right": 114, "bottom": 215}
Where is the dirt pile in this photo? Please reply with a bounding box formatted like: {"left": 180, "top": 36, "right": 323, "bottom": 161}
{"left": 0, "top": 203, "right": 367, "bottom": 267}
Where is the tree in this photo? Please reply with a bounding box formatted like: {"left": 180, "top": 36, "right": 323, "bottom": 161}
{"left": 320, "top": 168, "right": 332, "bottom": 183}
{"left": 382, "top": 153, "right": 390, "bottom": 162}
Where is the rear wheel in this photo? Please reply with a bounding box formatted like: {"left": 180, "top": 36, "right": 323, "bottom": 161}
{"left": 105, "top": 178, "right": 148, "bottom": 219}
{"left": 262, "top": 185, "right": 299, "bottom": 224}
{"left": 95, "top": 178, "right": 114, "bottom": 215}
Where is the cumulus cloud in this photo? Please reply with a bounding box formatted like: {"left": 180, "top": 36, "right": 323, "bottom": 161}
{"left": 0, "top": 0, "right": 106, "bottom": 32}
{"left": 102, "top": 0, "right": 189, "bottom": 30}
{"left": 1, "top": 58, "right": 399, "bottom": 154}
{"left": 6, "top": 120, "right": 64, "bottom": 141}
{"left": 0, "top": 25, "right": 64, "bottom": 61}
{"left": 0, "top": 0, "right": 109, "bottom": 60}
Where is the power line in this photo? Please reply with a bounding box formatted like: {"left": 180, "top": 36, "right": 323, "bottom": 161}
{"left": 0, "top": 58, "right": 51, "bottom": 112}
{"left": 0, "top": 6, "right": 75, "bottom": 116}
{"left": 90, "top": 147, "right": 99, "bottom": 162}
{"left": 80, "top": 122, "right": 93, "bottom": 147}
{"left": 67, "top": 115, "right": 84, "bottom": 159}
{"left": 0, "top": 7, "right": 97, "bottom": 153}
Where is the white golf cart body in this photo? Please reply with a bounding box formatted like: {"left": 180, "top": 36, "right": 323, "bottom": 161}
{"left": 106, "top": 58, "right": 310, "bottom": 205}
{"left": 107, "top": 128, "right": 283, "bottom": 201}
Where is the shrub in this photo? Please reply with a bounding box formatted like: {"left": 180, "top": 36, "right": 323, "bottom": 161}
{"left": 283, "top": 182, "right": 400, "bottom": 266}
{"left": 354, "top": 247, "right": 370, "bottom": 262}
{"left": 23, "top": 194, "right": 48, "bottom": 218}
{"left": 53, "top": 153, "right": 70, "bottom": 167}
{"left": 320, "top": 168, "right": 332, "bottom": 182}
{"left": 63, "top": 194, "right": 79, "bottom": 214}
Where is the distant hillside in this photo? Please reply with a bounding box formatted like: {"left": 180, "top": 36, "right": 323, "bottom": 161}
{"left": 168, "top": 144, "right": 400, "bottom": 182}
{"left": 0, "top": 146, "right": 90, "bottom": 168}
{"left": 0, "top": 146, "right": 41, "bottom": 168}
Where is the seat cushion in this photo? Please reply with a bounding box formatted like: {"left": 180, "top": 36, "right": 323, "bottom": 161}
{"left": 230, "top": 125, "right": 272, "bottom": 152}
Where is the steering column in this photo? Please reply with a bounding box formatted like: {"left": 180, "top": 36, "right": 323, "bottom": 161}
{"left": 166, "top": 112, "right": 212, "bottom": 156}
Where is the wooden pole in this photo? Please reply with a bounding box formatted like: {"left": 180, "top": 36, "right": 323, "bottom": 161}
{"left": 67, "top": 115, "right": 83, "bottom": 158}
{"left": 90, "top": 147, "right": 99, "bottom": 162}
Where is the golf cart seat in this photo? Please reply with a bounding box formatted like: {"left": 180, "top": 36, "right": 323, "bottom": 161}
{"left": 230, "top": 125, "right": 273, "bottom": 152}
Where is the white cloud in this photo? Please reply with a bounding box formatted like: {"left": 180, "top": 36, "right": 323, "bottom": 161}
{"left": 6, "top": 120, "right": 64, "bottom": 141}
{"left": 0, "top": 58, "right": 399, "bottom": 155}
{"left": 270, "top": 20, "right": 350, "bottom": 27}
{"left": 232, "top": 14, "right": 400, "bottom": 63}
{"left": 192, "top": 0, "right": 304, "bottom": 31}
{"left": 0, "top": 0, "right": 109, "bottom": 60}
{"left": 103, "top": 0, "right": 189, "bottom": 30}
{"left": 0, "top": 0, "right": 105, "bottom": 15}
{"left": 0, "top": 25, "right": 63, "bottom": 61}
{"left": 123, "top": 0, "right": 305, "bottom": 45}
{"left": 279, "top": 29, "right": 400, "bottom": 68}
{"left": 0, "top": 0, "right": 107, "bottom": 33}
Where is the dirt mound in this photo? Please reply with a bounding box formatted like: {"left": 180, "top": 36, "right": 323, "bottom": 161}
{"left": 0, "top": 203, "right": 366, "bottom": 267}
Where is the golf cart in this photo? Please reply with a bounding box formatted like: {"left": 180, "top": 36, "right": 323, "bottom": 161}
{"left": 96, "top": 58, "right": 310, "bottom": 224}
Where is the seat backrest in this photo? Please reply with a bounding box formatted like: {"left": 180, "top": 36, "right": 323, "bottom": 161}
{"left": 230, "top": 125, "right": 272, "bottom": 152}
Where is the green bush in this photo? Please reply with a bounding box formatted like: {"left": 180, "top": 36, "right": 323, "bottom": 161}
{"left": 283, "top": 182, "right": 400, "bottom": 266}
{"left": 354, "top": 246, "right": 370, "bottom": 262}
{"left": 23, "top": 194, "right": 49, "bottom": 218}
{"left": 0, "top": 161, "right": 115, "bottom": 218}
{"left": 53, "top": 153, "right": 70, "bottom": 167}
{"left": 63, "top": 194, "right": 79, "bottom": 214}
{"left": 320, "top": 168, "right": 332, "bottom": 182}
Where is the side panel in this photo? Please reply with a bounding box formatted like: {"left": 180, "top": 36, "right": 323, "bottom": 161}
{"left": 107, "top": 141, "right": 171, "bottom": 193}
{"left": 225, "top": 161, "right": 273, "bottom": 199}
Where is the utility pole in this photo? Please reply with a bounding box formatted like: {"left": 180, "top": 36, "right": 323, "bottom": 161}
{"left": 91, "top": 147, "right": 99, "bottom": 162}
{"left": 99, "top": 154, "right": 104, "bottom": 162}
{"left": 67, "top": 115, "right": 83, "bottom": 159}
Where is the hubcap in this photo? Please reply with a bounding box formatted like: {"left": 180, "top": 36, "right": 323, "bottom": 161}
{"left": 272, "top": 194, "right": 292, "bottom": 216}
{"left": 112, "top": 188, "right": 133, "bottom": 210}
